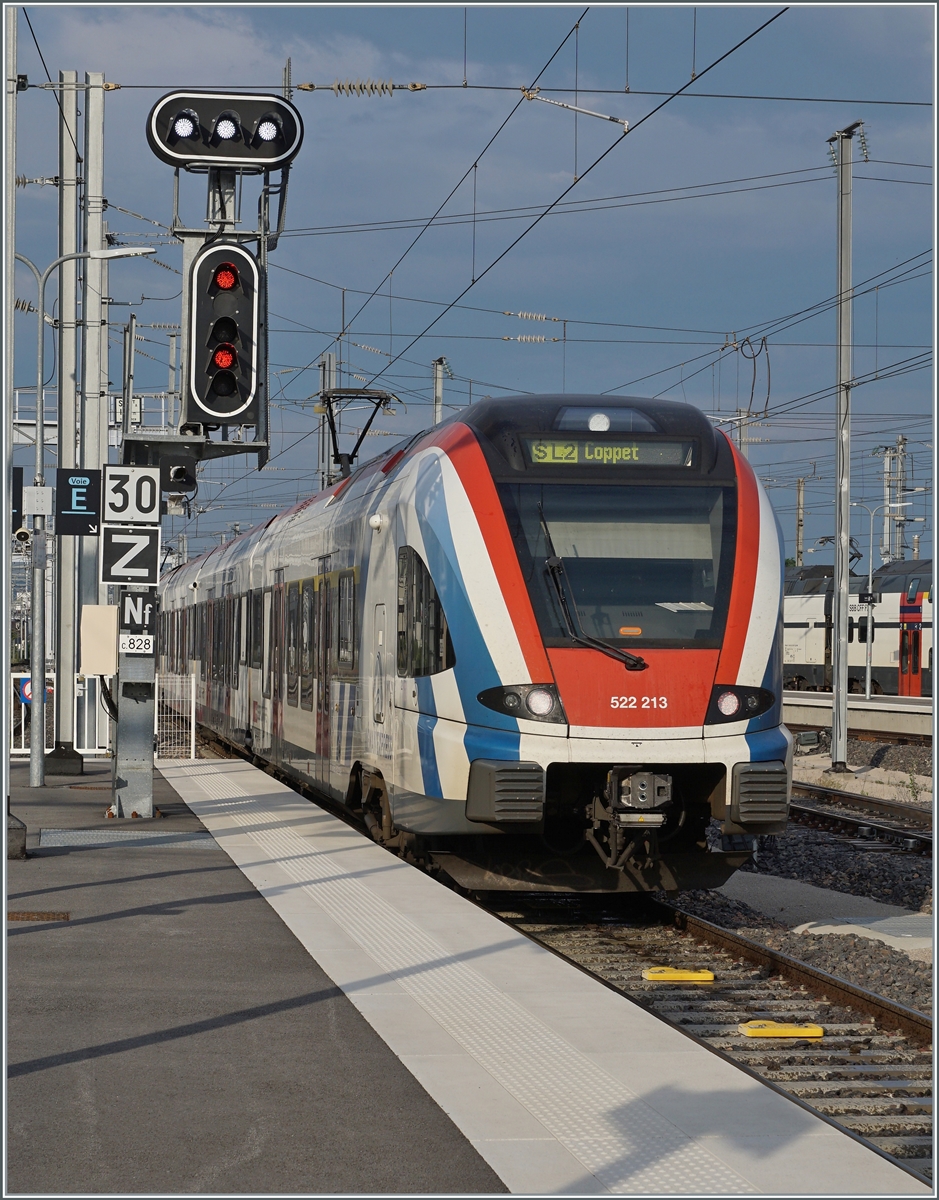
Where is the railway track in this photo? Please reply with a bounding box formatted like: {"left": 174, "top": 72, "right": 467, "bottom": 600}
{"left": 484, "top": 894, "right": 932, "bottom": 1184}
{"left": 790, "top": 781, "right": 932, "bottom": 853}
{"left": 201, "top": 733, "right": 933, "bottom": 1182}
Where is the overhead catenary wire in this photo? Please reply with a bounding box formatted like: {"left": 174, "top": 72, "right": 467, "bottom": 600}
{"left": 320, "top": 8, "right": 794, "bottom": 403}
{"left": 284, "top": 7, "right": 591, "bottom": 396}
{"left": 174, "top": 3, "right": 795, "bottom": 529}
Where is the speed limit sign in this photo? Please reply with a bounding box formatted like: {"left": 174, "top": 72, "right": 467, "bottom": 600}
{"left": 102, "top": 465, "right": 161, "bottom": 526}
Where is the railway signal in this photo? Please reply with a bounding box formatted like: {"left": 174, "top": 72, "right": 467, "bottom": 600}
{"left": 146, "top": 92, "right": 303, "bottom": 171}
{"left": 186, "top": 243, "right": 260, "bottom": 425}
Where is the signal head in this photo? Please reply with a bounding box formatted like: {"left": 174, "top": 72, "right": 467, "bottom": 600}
{"left": 147, "top": 92, "right": 303, "bottom": 170}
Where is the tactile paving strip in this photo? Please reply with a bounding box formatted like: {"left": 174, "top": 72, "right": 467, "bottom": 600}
{"left": 39, "top": 828, "right": 216, "bottom": 848}
{"left": 175, "top": 763, "right": 754, "bottom": 1195}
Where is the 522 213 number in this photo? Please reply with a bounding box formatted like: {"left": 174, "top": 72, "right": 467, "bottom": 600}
{"left": 610, "top": 696, "right": 668, "bottom": 709}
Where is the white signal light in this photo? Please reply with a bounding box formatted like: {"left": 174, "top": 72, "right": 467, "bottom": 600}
{"left": 588, "top": 412, "right": 611, "bottom": 432}
{"left": 215, "top": 117, "right": 237, "bottom": 140}
{"left": 173, "top": 114, "right": 196, "bottom": 138}
{"left": 717, "top": 691, "right": 740, "bottom": 717}
{"left": 257, "top": 119, "right": 279, "bottom": 142}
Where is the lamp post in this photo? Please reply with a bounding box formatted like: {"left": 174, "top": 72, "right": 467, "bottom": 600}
{"left": 14, "top": 246, "right": 155, "bottom": 787}
{"left": 850, "top": 500, "right": 912, "bottom": 699}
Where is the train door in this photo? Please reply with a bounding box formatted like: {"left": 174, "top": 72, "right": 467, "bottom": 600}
{"left": 899, "top": 584, "right": 923, "bottom": 697}
{"left": 315, "top": 577, "right": 331, "bottom": 761}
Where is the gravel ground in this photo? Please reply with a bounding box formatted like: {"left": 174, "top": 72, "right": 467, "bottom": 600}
{"left": 797, "top": 731, "right": 933, "bottom": 778}
{"left": 747, "top": 824, "right": 932, "bottom": 913}
{"left": 670, "top": 887, "right": 933, "bottom": 1016}
{"left": 705, "top": 818, "right": 932, "bottom": 912}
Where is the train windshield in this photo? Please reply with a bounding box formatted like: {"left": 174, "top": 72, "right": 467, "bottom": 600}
{"left": 498, "top": 483, "right": 737, "bottom": 649}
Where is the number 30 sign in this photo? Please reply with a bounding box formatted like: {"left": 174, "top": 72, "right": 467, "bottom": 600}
{"left": 102, "top": 465, "right": 161, "bottom": 526}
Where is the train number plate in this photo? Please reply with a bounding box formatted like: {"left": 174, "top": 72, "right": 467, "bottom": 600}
{"left": 610, "top": 696, "right": 669, "bottom": 709}
{"left": 119, "top": 634, "right": 154, "bottom": 655}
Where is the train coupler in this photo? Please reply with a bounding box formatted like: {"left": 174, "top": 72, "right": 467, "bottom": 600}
{"left": 586, "top": 768, "right": 674, "bottom": 870}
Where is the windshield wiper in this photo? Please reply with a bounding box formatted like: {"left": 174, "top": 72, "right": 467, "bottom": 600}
{"left": 538, "top": 507, "right": 648, "bottom": 673}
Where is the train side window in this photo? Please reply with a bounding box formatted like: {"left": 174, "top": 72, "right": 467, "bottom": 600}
{"left": 249, "top": 590, "right": 263, "bottom": 669}
{"left": 300, "top": 581, "right": 314, "bottom": 711}
{"left": 396, "top": 546, "right": 455, "bottom": 677}
{"left": 907, "top": 578, "right": 920, "bottom": 603}
{"left": 847, "top": 617, "right": 854, "bottom": 644}
{"left": 338, "top": 572, "right": 355, "bottom": 666}
{"left": 262, "top": 588, "right": 272, "bottom": 697}
{"left": 286, "top": 581, "right": 300, "bottom": 706}
{"left": 238, "top": 596, "right": 247, "bottom": 666}
{"left": 230, "top": 597, "right": 240, "bottom": 690}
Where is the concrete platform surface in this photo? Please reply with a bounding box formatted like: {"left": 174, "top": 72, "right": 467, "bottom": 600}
{"left": 719, "top": 869, "right": 918, "bottom": 924}
{"left": 718, "top": 871, "right": 932, "bottom": 961}
{"left": 6, "top": 760, "right": 505, "bottom": 1196}
{"left": 160, "top": 758, "right": 930, "bottom": 1196}
{"left": 793, "top": 915, "right": 933, "bottom": 960}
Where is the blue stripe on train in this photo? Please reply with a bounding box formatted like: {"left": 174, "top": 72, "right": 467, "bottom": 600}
{"left": 415, "top": 676, "right": 442, "bottom": 795}
{"left": 744, "top": 725, "right": 790, "bottom": 761}
{"left": 412, "top": 455, "right": 522, "bottom": 777}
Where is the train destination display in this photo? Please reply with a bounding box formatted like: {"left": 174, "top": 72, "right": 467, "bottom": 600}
{"left": 523, "top": 436, "right": 695, "bottom": 467}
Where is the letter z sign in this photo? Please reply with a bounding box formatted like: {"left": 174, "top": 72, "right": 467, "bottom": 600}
{"left": 100, "top": 525, "right": 161, "bottom": 586}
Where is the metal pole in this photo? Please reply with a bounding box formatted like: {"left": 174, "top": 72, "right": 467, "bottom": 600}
{"left": 865, "top": 506, "right": 874, "bottom": 700}
{"left": 4, "top": 7, "right": 18, "bottom": 814}
{"left": 30, "top": 264, "right": 52, "bottom": 787}
{"left": 168, "top": 332, "right": 177, "bottom": 426}
{"left": 51, "top": 69, "right": 83, "bottom": 774}
{"left": 830, "top": 121, "right": 860, "bottom": 773}
{"left": 79, "top": 72, "right": 106, "bottom": 617}
{"left": 795, "top": 477, "right": 805, "bottom": 567}
{"left": 432, "top": 357, "right": 444, "bottom": 426}
{"left": 894, "top": 435, "right": 908, "bottom": 559}
{"left": 736, "top": 408, "right": 749, "bottom": 460}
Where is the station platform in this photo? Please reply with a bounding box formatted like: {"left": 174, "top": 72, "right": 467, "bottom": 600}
{"left": 7, "top": 756, "right": 930, "bottom": 1196}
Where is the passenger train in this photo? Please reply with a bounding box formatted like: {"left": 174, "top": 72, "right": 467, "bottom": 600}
{"left": 783, "top": 561, "right": 933, "bottom": 697}
{"left": 159, "top": 395, "right": 793, "bottom": 892}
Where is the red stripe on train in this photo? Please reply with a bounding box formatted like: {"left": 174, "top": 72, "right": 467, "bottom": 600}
{"left": 715, "top": 432, "right": 760, "bottom": 685}
{"left": 425, "top": 423, "right": 554, "bottom": 682}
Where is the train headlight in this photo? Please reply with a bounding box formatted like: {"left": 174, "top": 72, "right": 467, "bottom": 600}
{"left": 526, "top": 688, "right": 556, "bottom": 717}
{"left": 717, "top": 691, "right": 740, "bottom": 717}
{"left": 706, "top": 685, "right": 775, "bottom": 723}
{"left": 477, "top": 683, "right": 566, "bottom": 723}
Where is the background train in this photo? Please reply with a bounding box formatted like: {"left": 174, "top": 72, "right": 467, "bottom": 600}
{"left": 159, "top": 394, "right": 792, "bottom": 893}
{"left": 783, "top": 560, "right": 933, "bottom": 697}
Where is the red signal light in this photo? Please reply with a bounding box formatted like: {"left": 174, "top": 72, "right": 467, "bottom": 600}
{"left": 213, "top": 344, "right": 236, "bottom": 370}
{"left": 214, "top": 264, "right": 238, "bottom": 290}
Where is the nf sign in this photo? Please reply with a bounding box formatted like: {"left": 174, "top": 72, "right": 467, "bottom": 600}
{"left": 55, "top": 468, "right": 101, "bottom": 536}
{"left": 100, "top": 525, "right": 161, "bottom": 586}
{"left": 120, "top": 590, "right": 158, "bottom": 634}
{"left": 103, "top": 465, "right": 162, "bottom": 526}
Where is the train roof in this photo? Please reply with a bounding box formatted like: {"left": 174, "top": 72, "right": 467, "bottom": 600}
{"left": 457, "top": 394, "right": 726, "bottom": 475}
{"left": 784, "top": 560, "right": 933, "bottom": 595}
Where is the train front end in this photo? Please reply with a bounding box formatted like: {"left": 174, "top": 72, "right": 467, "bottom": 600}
{"left": 395, "top": 394, "right": 791, "bottom": 893}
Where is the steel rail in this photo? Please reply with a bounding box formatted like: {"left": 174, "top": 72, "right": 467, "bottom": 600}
{"left": 792, "top": 781, "right": 932, "bottom": 827}
{"left": 660, "top": 902, "right": 932, "bottom": 1045}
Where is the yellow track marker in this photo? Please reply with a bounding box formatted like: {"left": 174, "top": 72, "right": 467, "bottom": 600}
{"left": 642, "top": 966, "right": 715, "bottom": 982}
{"left": 739, "top": 1020, "right": 824, "bottom": 1038}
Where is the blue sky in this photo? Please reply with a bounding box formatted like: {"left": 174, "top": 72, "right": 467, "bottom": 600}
{"left": 10, "top": 3, "right": 935, "bottom": 565}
